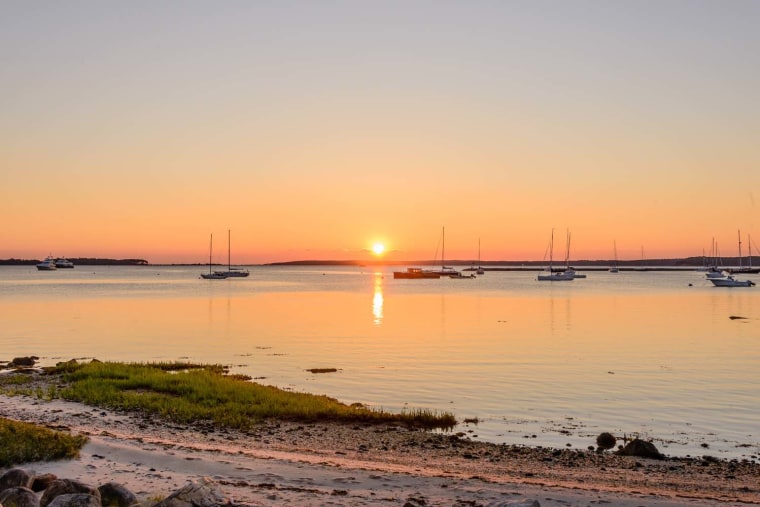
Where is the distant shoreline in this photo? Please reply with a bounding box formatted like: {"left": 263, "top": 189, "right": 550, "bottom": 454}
{"left": 2, "top": 256, "right": 757, "bottom": 270}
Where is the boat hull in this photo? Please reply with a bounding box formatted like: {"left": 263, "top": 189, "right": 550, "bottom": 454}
{"left": 538, "top": 270, "right": 575, "bottom": 281}
{"left": 200, "top": 273, "right": 228, "bottom": 280}
{"left": 215, "top": 270, "right": 249, "bottom": 277}
{"left": 393, "top": 269, "right": 440, "bottom": 279}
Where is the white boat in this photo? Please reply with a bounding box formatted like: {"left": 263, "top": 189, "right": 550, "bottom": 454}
{"left": 609, "top": 241, "right": 619, "bottom": 273}
{"left": 710, "top": 275, "right": 755, "bottom": 287}
{"left": 704, "top": 238, "right": 725, "bottom": 278}
{"left": 705, "top": 268, "right": 726, "bottom": 279}
{"left": 537, "top": 229, "right": 574, "bottom": 281}
{"left": 200, "top": 234, "right": 228, "bottom": 280}
{"left": 55, "top": 258, "right": 75, "bottom": 268}
{"left": 36, "top": 255, "right": 57, "bottom": 271}
{"left": 214, "top": 230, "right": 249, "bottom": 278}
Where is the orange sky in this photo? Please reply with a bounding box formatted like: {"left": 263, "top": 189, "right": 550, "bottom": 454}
{"left": 2, "top": 2, "right": 759, "bottom": 264}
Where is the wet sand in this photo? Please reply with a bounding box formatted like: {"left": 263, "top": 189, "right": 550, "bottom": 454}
{"left": 1, "top": 392, "right": 758, "bottom": 506}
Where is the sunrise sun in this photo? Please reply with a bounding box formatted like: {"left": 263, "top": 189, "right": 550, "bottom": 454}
{"left": 371, "top": 243, "right": 386, "bottom": 256}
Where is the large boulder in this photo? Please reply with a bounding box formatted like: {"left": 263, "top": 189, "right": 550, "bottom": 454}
{"left": 0, "top": 469, "right": 34, "bottom": 492}
{"left": 0, "top": 486, "right": 40, "bottom": 507}
{"left": 31, "top": 475, "right": 57, "bottom": 494}
{"left": 617, "top": 438, "right": 665, "bottom": 460}
{"left": 40, "top": 480, "right": 100, "bottom": 507}
{"left": 46, "top": 494, "right": 101, "bottom": 507}
{"left": 152, "top": 478, "right": 232, "bottom": 507}
{"left": 98, "top": 482, "right": 139, "bottom": 507}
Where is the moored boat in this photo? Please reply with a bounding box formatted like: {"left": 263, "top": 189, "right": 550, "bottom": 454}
{"left": 200, "top": 234, "right": 229, "bottom": 280}
{"left": 55, "top": 258, "right": 75, "bottom": 268}
{"left": 213, "top": 230, "right": 249, "bottom": 278}
{"left": 727, "top": 231, "right": 760, "bottom": 274}
{"left": 36, "top": 256, "right": 57, "bottom": 271}
{"left": 537, "top": 229, "right": 574, "bottom": 282}
{"left": 710, "top": 275, "right": 755, "bottom": 287}
{"left": 393, "top": 268, "right": 440, "bottom": 279}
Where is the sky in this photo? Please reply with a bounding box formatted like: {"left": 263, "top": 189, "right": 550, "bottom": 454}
{"left": 2, "top": 1, "right": 759, "bottom": 264}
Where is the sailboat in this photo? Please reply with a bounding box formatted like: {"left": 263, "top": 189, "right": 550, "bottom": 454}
{"left": 633, "top": 245, "right": 648, "bottom": 271}
{"left": 429, "top": 227, "right": 463, "bottom": 277}
{"left": 200, "top": 234, "right": 228, "bottom": 279}
{"left": 394, "top": 227, "right": 469, "bottom": 279}
{"left": 704, "top": 237, "right": 726, "bottom": 279}
{"left": 609, "top": 241, "right": 619, "bottom": 273}
{"left": 537, "top": 229, "right": 574, "bottom": 281}
{"left": 476, "top": 238, "right": 485, "bottom": 275}
{"left": 214, "top": 229, "right": 250, "bottom": 278}
{"left": 562, "top": 230, "right": 586, "bottom": 278}
{"left": 727, "top": 230, "right": 760, "bottom": 274}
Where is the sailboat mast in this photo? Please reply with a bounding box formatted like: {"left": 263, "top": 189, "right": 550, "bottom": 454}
{"left": 549, "top": 228, "right": 554, "bottom": 270}
{"left": 442, "top": 226, "right": 445, "bottom": 270}
{"left": 228, "top": 229, "right": 231, "bottom": 271}
{"left": 749, "top": 233, "right": 753, "bottom": 270}
{"left": 209, "top": 234, "right": 213, "bottom": 275}
{"left": 738, "top": 229, "right": 743, "bottom": 269}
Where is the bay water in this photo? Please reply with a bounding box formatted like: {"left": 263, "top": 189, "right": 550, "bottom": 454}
{"left": 1, "top": 265, "right": 758, "bottom": 460}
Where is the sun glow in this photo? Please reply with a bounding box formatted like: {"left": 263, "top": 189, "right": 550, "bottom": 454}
{"left": 371, "top": 243, "right": 386, "bottom": 256}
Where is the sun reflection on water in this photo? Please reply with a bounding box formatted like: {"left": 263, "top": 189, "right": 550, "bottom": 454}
{"left": 372, "top": 272, "right": 384, "bottom": 325}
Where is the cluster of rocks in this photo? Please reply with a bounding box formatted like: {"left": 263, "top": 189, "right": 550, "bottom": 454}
{"left": 1, "top": 357, "right": 39, "bottom": 369}
{"left": 594, "top": 433, "right": 665, "bottom": 460}
{"left": 0, "top": 469, "right": 234, "bottom": 507}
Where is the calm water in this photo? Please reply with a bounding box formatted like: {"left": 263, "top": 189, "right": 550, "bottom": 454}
{"left": 1, "top": 265, "right": 758, "bottom": 459}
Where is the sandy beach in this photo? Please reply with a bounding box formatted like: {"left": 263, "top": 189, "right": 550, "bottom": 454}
{"left": 2, "top": 385, "right": 758, "bottom": 507}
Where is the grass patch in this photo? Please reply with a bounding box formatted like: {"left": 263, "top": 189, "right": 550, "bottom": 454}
{"left": 0, "top": 417, "right": 88, "bottom": 467}
{"left": 52, "top": 361, "right": 456, "bottom": 430}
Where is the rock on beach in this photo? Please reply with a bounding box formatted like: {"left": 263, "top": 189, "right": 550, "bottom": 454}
{"left": 0, "top": 470, "right": 231, "bottom": 507}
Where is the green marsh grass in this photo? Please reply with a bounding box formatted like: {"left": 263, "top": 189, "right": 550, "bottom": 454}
{"left": 0, "top": 417, "right": 88, "bottom": 466}
{"left": 54, "top": 361, "right": 457, "bottom": 430}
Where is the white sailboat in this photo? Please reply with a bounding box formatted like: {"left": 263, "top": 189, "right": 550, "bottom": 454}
{"left": 705, "top": 237, "right": 726, "bottom": 279}
{"left": 214, "top": 229, "right": 249, "bottom": 278}
{"left": 563, "top": 230, "right": 586, "bottom": 278}
{"left": 609, "top": 241, "right": 619, "bottom": 273}
{"left": 200, "top": 234, "right": 228, "bottom": 280}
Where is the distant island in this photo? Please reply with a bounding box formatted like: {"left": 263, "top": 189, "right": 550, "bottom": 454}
{"left": 0, "top": 258, "right": 149, "bottom": 266}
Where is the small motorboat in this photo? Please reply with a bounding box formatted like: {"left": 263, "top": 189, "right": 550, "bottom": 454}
{"left": 709, "top": 275, "right": 755, "bottom": 287}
